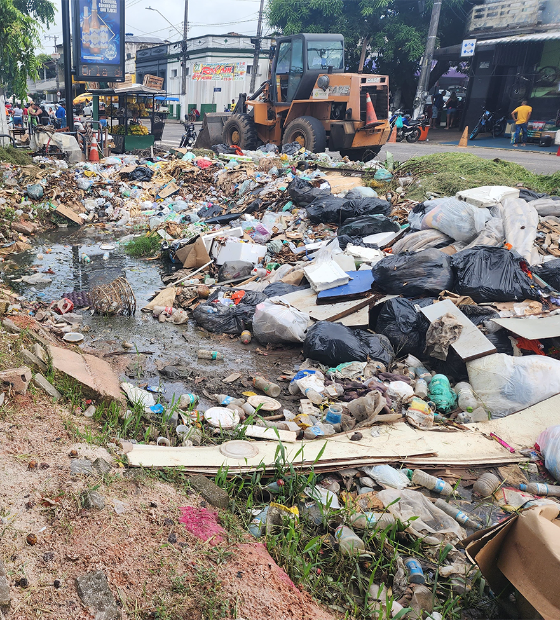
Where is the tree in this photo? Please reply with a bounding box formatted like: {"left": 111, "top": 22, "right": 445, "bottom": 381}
{"left": 0, "top": 0, "right": 55, "bottom": 143}
{"left": 36, "top": 53, "right": 56, "bottom": 80}
{"left": 267, "top": 0, "right": 474, "bottom": 109}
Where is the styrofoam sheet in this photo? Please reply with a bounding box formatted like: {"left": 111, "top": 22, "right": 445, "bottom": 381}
{"left": 492, "top": 315, "right": 560, "bottom": 340}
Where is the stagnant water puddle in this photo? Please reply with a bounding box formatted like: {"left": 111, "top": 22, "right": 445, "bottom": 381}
{"left": 4, "top": 226, "right": 300, "bottom": 408}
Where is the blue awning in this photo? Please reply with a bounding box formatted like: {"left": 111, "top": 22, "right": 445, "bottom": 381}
{"left": 155, "top": 96, "right": 179, "bottom": 101}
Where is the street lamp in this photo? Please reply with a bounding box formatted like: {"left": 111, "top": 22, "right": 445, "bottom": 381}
{"left": 145, "top": 5, "right": 188, "bottom": 119}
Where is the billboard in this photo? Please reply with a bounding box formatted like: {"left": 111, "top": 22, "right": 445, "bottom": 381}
{"left": 73, "top": 0, "right": 125, "bottom": 81}
{"left": 192, "top": 62, "right": 246, "bottom": 82}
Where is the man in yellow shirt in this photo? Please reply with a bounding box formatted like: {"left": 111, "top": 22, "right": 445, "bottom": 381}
{"left": 511, "top": 100, "right": 532, "bottom": 147}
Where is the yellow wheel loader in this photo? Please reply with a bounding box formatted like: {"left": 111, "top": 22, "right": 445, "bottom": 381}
{"left": 195, "top": 33, "right": 391, "bottom": 160}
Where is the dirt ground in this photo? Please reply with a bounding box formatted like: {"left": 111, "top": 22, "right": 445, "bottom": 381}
{"left": 0, "top": 387, "right": 336, "bottom": 620}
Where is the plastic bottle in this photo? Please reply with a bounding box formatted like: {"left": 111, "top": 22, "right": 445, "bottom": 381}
{"left": 428, "top": 375, "right": 457, "bottom": 413}
{"left": 519, "top": 483, "right": 560, "bottom": 497}
{"left": 334, "top": 525, "right": 365, "bottom": 555}
{"left": 473, "top": 472, "right": 501, "bottom": 497}
{"left": 455, "top": 382, "right": 478, "bottom": 412}
{"left": 404, "top": 558, "right": 426, "bottom": 584}
{"left": 81, "top": 253, "right": 91, "bottom": 263}
{"left": 179, "top": 393, "right": 199, "bottom": 408}
{"left": 434, "top": 499, "right": 482, "bottom": 529}
{"left": 102, "top": 252, "right": 109, "bottom": 260}
{"left": 405, "top": 354, "right": 422, "bottom": 368}
{"left": 346, "top": 391, "right": 382, "bottom": 419}
{"left": 303, "top": 387, "right": 323, "bottom": 405}
{"left": 242, "top": 402, "right": 256, "bottom": 416}
{"left": 211, "top": 393, "right": 245, "bottom": 407}
{"left": 253, "top": 376, "right": 281, "bottom": 397}
{"left": 240, "top": 330, "right": 252, "bottom": 344}
{"left": 415, "top": 365, "right": 433, "bottom": 383}
{"left": 325, "top": 404, "right": 343, "bottom": 425}
{"left": 197, "top": 350, "right": 224, "bottom": 360}
{"left": 248, "top": 506, "right": 270, "bottom": 537}
{"left": 349, "top": 512, "right": 396, "bottom": 530}
{"left": 410, "top": 468, "right": 453, "bottom": 496}
{"left": 414, "top": 378, "right": 428, "bottom": 399}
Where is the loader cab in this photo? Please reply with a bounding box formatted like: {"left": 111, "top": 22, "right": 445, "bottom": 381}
{"left": 271, "top": 33, "right": 344, "bottom": 105}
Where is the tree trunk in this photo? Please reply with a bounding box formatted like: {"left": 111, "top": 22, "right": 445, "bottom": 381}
{"left": 0, "top": 88, "right": 9, "bottom": 147}
{"left": 358, "top": 37, "right": 370, "bottom": 74}
{"left": 392, "top": 88, "right": 402, "bottom": 110}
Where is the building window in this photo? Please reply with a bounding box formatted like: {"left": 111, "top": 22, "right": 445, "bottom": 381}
{"left": 247, "top": 65, "right": 253, "bottom": 75}
{"left": 171, "top": 69, "right": 178, "bottom": 77}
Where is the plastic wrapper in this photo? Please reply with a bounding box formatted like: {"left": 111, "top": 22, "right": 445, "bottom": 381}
{"left": 376, "top": 297, "right": 434, "bottom": 358}
{"left": 306, "top": 196, "right": 391, "bottom": 225}
{"left": 211, "top": 144, "right": 238, "bottom": 155}
{"left": 287, "top": 177, "right": 331, "bottom": 207}
{"left": 377, "top": 489, "right": 465, "bottom": 542}
{"left": 303, "top": 321, "right": 394, "bottom": 367}
{"left": 126, "top": 166, "right": 154, "bottom": 181}
{"left": 408, "top": 200, "right": 439, "bottom": 230}
{"left": 252, "top": 299, "right": 309, "bottom": 344}
{"left": 537, "top": 425, "right": 560, "bottom": 482}
{"left": 460, "top": 304, "right": 499, "bottom": 327}
{"left": 532, "top": 259, "right": 560, "bottom": 291}
{"left": 193, "top": 302, "right": 257, "bottom": 335}
{"left": 526, "top": 197, "right": 560, "bottom": 217}
{"left": 372, "top": 249, "right": 454, "bottom": 297}
{"left": 452, "top": 247, "right": 539, "bottom": 302}
{"left": 338, "top": 215, "right": 400, "bottom": 237}
{"left": 391, "top": 229, "right": 452, "bottom": 254}
{"left": 421, "top": 197, "right": 491, "bottom": 242}
{"left": 262, "top": 282, "right": 309, "bottom": 297}
{"left": 462, "top": 217, "right": 504, "bottom": 251}
{"left": 501, "top": 197, "right": 539, "bottom": 263}
{"left": 282, "top": 141, "right": 302, "bottom": 156}
{"left": 206, "top": 288, "right": 267, "bottom": 307}
{"left": 217, "top": 261, "right": 253, "bottom": 282}
{"left": 467, "top": 353, "right": 560, "bottom": 418}
{"left": 362, "top": 465, "right": 410, "bottom": 489}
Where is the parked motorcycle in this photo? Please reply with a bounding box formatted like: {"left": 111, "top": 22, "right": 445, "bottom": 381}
{"left": 469, "top": 109, "right": 507, "bottom": 140}
{"left": 179, "top": 122, "right": 197, "bottom": 148}
{"left": 389, "top": 111, "right": 425, "bottom": 143}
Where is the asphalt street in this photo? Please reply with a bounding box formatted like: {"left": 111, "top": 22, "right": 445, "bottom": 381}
{"left": 159, "top": 120, "right": 560, "bottom": 174}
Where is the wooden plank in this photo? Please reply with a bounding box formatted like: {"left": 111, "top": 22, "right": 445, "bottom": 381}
{"left": 54, "top": 204, "right": 84, "bottom": 225}
{"left": 421, "top": 299, "right": 496, "bottom": 362}
{"left": 492, "top": 315, "right": 560, "bottom": 340}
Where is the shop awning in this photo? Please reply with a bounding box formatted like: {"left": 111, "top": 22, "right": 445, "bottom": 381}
{"left": 476, "top": 31, "right": 560, "bottom": 47}
{"left": 155, "top": 96, "right": 179, "bottom": 101}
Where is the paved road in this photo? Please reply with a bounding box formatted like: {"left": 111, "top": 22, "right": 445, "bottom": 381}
{"left": 160, "top": 120, "right": 560, "bottom": 175}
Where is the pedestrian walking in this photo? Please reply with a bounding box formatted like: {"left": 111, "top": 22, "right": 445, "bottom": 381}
{"left": 511, "top": 100, "right": 532, "bottom": 147}
{"left": 12, "top": 104, "right": 23, "bottom": 127}
{"left": 431, "top": 90, "right": 445, "bottom": 129}
{"left": 445, "top": 92, "right": 458, "bottom": 129}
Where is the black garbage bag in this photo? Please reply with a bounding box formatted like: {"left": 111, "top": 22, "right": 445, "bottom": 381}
{"left": 338, "top": 215, "right": 400, "bottom": 237}
{"left": 372, "top": 249, "right": 454, "bottom": 297}
{"left": 452, "top": 246, "right": 539, "bottom": 302}
{"left": 337, "top": 235, "right": 382, "bottom": 251}
{"left": 303, "top": 321, "right": 394, "bottom": 367}
{"left": 518, "top": 188, "right": 550, "bottom": 202}
{"left": 259, "top": 143, "right": 279, "bottom": 154}
{"left": 345, "top": 198, "right": 391, "bottom": 218}
{"left": 460, "top": 304, "right": 499, "bottom": 326}
{"left": 244, "top": 198, "right": 262, "bottom": 214}
{"left": 287, "top": 177, "right": 331, "bottom": 207}
{"left": 486, "top": 330, "right": 515, "bottom": 355}
{"left": 207, "top": 288, "right": 267, "bottom": 306}
{"left": 306, "top": 196, "right": 348, "bottom": 224}
{"left": 127, "top": 166, "right": 154, "bottom": 181}
{"left": 217, "top": 261, "right": 253, "bottom": 282}
{"left": 430, "top": 348, "right": 468, "bottom": 382}
{"left": 204, "top": 213, "right": 241, "bottom": 225}
{"left": 193, "top": 302, "right": 256, "bottom": 335}
{"left": 376, "top": 297, "right": 435, "bottom": 358}
{"left": 282, "top": 141, "right": 302, "bottom": 156}
{"left": 197, "top": 203, "right": 222, "bottom": 219}
{"left": 262, "top": 282, "right": 310, "bottom": 297}
{"left": 211, "top": 144, "right": 238, "bottom": 155}
{"left": 532, "top": 259, "right": 560, "bottom": 291}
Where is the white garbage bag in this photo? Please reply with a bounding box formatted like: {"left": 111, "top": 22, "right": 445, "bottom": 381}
{"left": 462, "top": 217, "right": 504, "bottom": 251}
{"left": 467, "top": 353, "right": 560, "bottom": 418}
{"left": 502, "top": 197, "right": 539, "bottom": 263}
{"left": 420, "top": 197, "right": 491, "bottom": 242}
{"left": 252, "top": 298, "right": 310, "bottom": 344}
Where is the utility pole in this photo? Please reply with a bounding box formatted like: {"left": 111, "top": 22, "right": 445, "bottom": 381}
{"left": 250, "top": 0, "right": 265, "bottom": 94}
{"left": 45, "top": 35, "right": 60, "bottom": 95}
{"left": 413, "top": 0, "right": 442, "bottom": 119}
{"left": 61, "top": 0, "right": 74, "bottom": 130}
{"left": 181, "top": 0, "right": 189, "bottom": 120}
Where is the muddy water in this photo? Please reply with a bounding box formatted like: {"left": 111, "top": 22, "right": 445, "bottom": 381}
{"left": 5, "top": 227, "right": 301, "bottom": 407}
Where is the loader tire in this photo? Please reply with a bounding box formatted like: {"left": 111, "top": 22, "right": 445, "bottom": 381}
{"left": 283, "top": 116, "right": 327, "bottom": 153}
{"left": 222, "top": 114, "right": 258, "bottom": 150}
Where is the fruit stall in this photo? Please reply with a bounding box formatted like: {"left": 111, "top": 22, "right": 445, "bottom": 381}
{"left": 89, "top": 84, "right": 167, "bottom": 153}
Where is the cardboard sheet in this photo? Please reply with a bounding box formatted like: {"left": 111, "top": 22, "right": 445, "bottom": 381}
{"left": 142, "top": 287, "right": 176, "bottom": 312}
{"left": 175, "top": 237, "right": 211, "bottom": 269}
{"left": 464, "top": 505, "right": 560, "bottom": 620}
{"left": 492, "top": 314, "right": 560, "bottom": 340}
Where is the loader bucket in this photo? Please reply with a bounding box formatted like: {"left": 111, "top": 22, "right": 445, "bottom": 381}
{"left": 194, "top": 113, "right": 229, "bottom": 149}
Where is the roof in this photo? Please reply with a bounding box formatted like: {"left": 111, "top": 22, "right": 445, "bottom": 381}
{"left": 125, "top": 35, "right": 165, "bottom": 44}
{"left": 477, "top": 31, "right": 560, "bottom": 46}
{"left": 89, "top": 84, "right": 166, "bottom": 96}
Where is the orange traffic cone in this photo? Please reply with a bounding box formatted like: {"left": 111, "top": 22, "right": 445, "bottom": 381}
{"left": 365, "top": 92, "right": 378, "bottom": 125}
{"left": 556, "top": 144, "right": 560, "bottom": 156}
{"left": 388, "top": 126, "right": 397, "bottom": 143}
{"left": 458, "top": 126, "right": 468, "bottom": 148}
{"left": 89, "top": 135, "right": 99, "bottom": 162}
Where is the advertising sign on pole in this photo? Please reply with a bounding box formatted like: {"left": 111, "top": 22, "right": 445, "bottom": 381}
{"left": 72, "top": 0, "right": 125, "bottom": 81}
{"left": 461, "top": 39, "right": 476, "bottom": 57}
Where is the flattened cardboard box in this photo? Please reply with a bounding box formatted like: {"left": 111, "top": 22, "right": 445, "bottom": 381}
{"left": 464, "top": 504, "right": 560, "bottom": 620}
{"left": 175, "top": 237, "right": 211, "bottom": 269}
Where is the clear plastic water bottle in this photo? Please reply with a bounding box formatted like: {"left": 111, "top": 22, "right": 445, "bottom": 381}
{"left": 455, "top": 382, "right": 478, "bottom": 412}
{"left": 304, "top": 387, "right": 324, "bottom": 405}
{"left": 414, "top": 378, "right": 428, "bottom": 399}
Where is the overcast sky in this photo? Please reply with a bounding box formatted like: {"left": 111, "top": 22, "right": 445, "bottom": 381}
{"left": 39, "top": 0, "right": 269, "bottom": 52}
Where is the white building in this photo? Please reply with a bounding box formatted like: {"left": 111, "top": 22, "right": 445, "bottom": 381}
{"left": 136, "top": 33, "right": 273, "bottom": 118}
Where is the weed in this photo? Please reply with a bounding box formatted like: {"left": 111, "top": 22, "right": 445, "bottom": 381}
{"left": 124, "top": 234, "right": 161, "bottom": 258}
{"left": 0, "top": 146, "right": 32, "bottom": 165}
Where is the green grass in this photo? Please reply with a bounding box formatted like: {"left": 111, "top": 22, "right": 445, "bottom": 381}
{"left": 0, "top": 146, "right": 32, "bottom": 166}
{"left": 392, "top": 152, "right": 560, "bottom": 201}
{"left": 123, "top": 234, "right": 161, "bottom": 258}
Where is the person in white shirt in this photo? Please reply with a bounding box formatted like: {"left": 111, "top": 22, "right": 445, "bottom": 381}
{"left": 12, "top": 106, "right": 23, "bottom": 126}
{"left": 83, "top": 103, "right": 93, "bottom": 118}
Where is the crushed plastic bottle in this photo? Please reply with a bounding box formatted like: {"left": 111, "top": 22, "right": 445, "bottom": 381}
{"left": 455, "top": 382, "right": 479, "bottom": 412}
